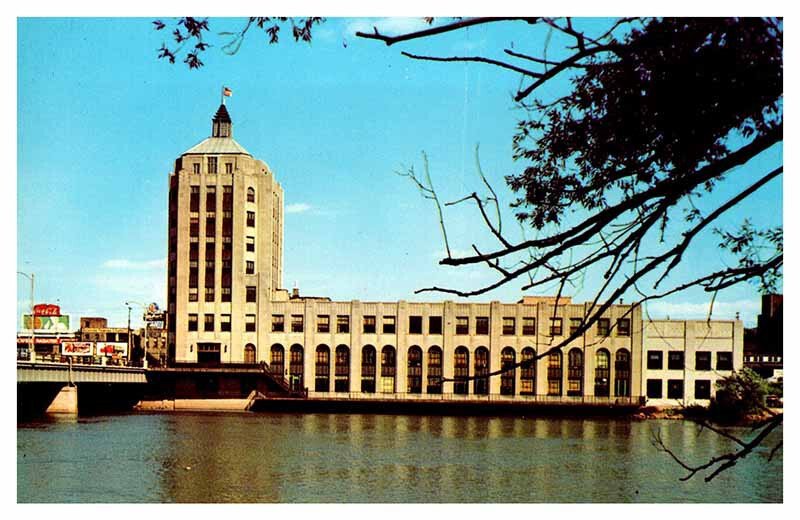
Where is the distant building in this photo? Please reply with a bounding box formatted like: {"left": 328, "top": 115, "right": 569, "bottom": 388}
{"left": 744, "top": 294, "right": 783, "bottom": 378}
{"left": 161, "top": 102, "right": 743, "bottom": 407}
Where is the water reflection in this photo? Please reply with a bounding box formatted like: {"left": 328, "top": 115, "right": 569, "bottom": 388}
{"left": 18, "top": 413, "right": 782, "bottom": 503}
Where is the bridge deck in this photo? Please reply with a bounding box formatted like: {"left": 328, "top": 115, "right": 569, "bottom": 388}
{"left": 17, "top": 361, "right": 147, "bottom": 384}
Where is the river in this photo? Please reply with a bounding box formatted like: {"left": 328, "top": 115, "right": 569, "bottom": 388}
{"left": 17, "top": 412, "right": 782, "bottom": 503}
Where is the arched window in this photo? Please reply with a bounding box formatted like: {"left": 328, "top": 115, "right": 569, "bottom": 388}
{"left": 474, "top": 346, "right": 490, "bottom": 395}
{"left": 289, "top": 344, "right": 304, "bottom": 391}
{"left": 500, "top": 347, "right": 516, "bottom": 396}
{"left": 361, "top": 345, "right": 376, "bottom": 393}
{"left": 407, "top": 345, "right": 423, "bottom": 394}
{"left": 595, "top": 349, "right": 611, "bottom": 397}
{"left": 270, "top": 344, "right": 285, "bottom": 375}
{"left": 244, "top": 343, "right": 256, "bottom": 365}
{"left": 615, "top": 349, "right": 631, "bottom": 397}
{"left": 454, "top": 346, "right": 470, "bottom": 395}
{"left": 381, "top": 345, "right": 396, "bottom": 393}
{"left": 315, "top": 344, "right": 330, "bottom": 392}
{"left": 567, "top": 348, "right": 583, "bottom": 396}
{"left": 521, "top": 347, "right": 536, "bottom": 395}
{"left": 547, "top": 351, "right": 563, "bottom": 396}
{"left": 427, "top": 346, "right": 443, "bottom": 394}
{"left": 247, "top": 187, "right": 255, "bottom": 203}
{"left": 335, "top": 345, "right": 350, "bottom": 392}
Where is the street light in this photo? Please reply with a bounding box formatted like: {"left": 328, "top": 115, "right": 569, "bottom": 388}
{"left": 125, "top": 300, "right": 148, "bottom": 369}
{"left": 17, "top": 271, "right": 34, "bottom": 362}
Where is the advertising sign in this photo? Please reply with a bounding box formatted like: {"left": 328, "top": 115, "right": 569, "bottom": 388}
{"left": 22, "top": 314, "right": 70, "bottom": 332}
{"left": 33, "top": 303, "right": 61, "bottom": 316}
{"left": 61, "top": 341, "right": 93, "bottom": 356}
{"left": 97, "top": 342, "right": 128, "bottom": 358}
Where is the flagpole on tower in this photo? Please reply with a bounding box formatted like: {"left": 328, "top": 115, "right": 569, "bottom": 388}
{"left": 221, "top": 85, "right": 225, "bottom": 106}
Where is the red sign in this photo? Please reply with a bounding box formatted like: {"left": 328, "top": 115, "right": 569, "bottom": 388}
{"left": 33, "top": 303, "right": 61, "bottom": 316}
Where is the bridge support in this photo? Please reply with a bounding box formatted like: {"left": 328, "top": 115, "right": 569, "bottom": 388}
{"left": 45, "top": 385, "right": 78, "bottom": 415}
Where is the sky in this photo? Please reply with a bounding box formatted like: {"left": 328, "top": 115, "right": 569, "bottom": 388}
{"left": 15, "top": 16, "right": 783, "bottom": 330}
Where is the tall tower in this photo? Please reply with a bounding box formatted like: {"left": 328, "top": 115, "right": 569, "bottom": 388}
{"left": 167, "top": 103, "right": 283, "bottom": 364}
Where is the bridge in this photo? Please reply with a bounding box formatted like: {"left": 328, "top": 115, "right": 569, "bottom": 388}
{"left": 17, "top": 360, "right": 147, "bottom": 416}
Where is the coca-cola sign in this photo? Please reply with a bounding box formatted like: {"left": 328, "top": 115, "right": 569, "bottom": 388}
{"left": 33, "top": 303, "right": 61, "bottom": 316}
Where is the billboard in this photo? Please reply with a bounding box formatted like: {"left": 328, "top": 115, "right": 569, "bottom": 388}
{"left": 61, "top": 341, "right": 93, "bottom": 356}
{"left": 97, "top": 342, "right": 128, "bottom": 358}
{"left": 33, "top": 303, "right": 61, "bottom": 316}
{"left": 22, "top": 315, "right": 70, "bottom": 332}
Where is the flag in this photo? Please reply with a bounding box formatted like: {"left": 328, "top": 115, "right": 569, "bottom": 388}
{"left": 223, "top": 87, "right": 233, "bottom": 97}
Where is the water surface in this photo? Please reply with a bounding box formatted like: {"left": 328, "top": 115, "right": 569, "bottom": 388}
{"left": 17, "top": 412, "right": 782, "bottom": 503}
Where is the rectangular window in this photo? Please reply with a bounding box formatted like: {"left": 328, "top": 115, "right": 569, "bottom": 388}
{"left": 246, "top": 314, "right": 256, "bottom": 333}
{"left": 522, "top": 317, "right": 536, "bottom": 336}
{"left": 188, "top": 287, "right": 198, "bottom": 302}
{"left": 204, "top": 314, "right": 214, "bottom": 332}
{"left": 502, "top": 317, "right": 515, "bottom": 335}
{"left": 428, "top": 316, "right": 442, "bottom": 335}
{"left": 272, "top": 314, "right": 284, "bottom": 332}
{"left": 695, "top": 380, "right": 711, "bottom": 400}
{"left": 717, "top": 352, "right": 733, "bottom": 371}
{"left": 597, "top": 318, "right": 610, "bottom": 337}
{"left": 667, "top": 379, "right": 684, "bottom": 399}
{"left": 456, "top": 316, "right": 469, "bottom": 335}
{"left": 382, "top": 315, "right": 395, "bottom": 334}
{"left": 695, "top": 351, "right": 711, "bottom": 371}
{"left": 221, "top": 287, "right": 231, "bottom": 302}
{"left": 192, "top": 163, "right": 200, "bottom": 174}
{"left": 476, "top": 317, "right": 489, "bottom": 335}
{"left": 247, "top": 211, "right": 255, "bottom": 227}
{"left": 617, "top": 318, "right": 631, "bottom": 336}
{"left": 190, "top": 186, "right": 200, "bottom": 212}
{"left": 569, "top": 318, "right": 582, "bottom": 336}
{"left": 363, "top": 315, "right": 376, "bottom": 334}
{"left": 246, "top": 236, "right": 255, "bottom": 252}
{"left": 207, "top": 157, "right": 217, "bottom": 174}
{"left": 220, "top": 314, "right": 231, "bottom": 332}
{"left": 409, "top": 316, "right": 423, "bottom": 334}
{"left": 646, "top": 379, "right": 663, "bottom": 399}
{"left": 647, "top": 351, "right": 663, "bottom": 370}
{"left": 317, "top": 315, "right": 330, "bottom": 333}
{"left": 291, "top": 315, "right": 304, "bottom": 333}
{"left": 225, "top": 162, "right": 233, "bottom": 174}
{"left": 549, "top": 317, "right": 563, "bottom": 336}
{"left": 206, "top": 185, "right": 216, "bottom": 210}
{"left": 337, "top": 315, "right": 350, "bottom": 333}
{"left": 188, "top": 314, "right": 198, "bottom": 332}
{"left": 246, "top": 261, "right": 255, "bottom": 274}
{"left": 668, "top": 351, "right": 684, "bottom": 370}
{"left": 205, "top": 287, "right": 214, "bottom": 302}
{"left": 246, "top": 286, "right": 257, "bottom": 303}
{"left": 190, "top": 216, "right": 199, "bottom": 237}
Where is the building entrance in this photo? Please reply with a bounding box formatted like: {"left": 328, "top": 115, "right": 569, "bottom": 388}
{"left": 197, "top": 343, "right": 221, "bottom": 364}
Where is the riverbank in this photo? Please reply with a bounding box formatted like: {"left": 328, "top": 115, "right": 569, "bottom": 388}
{"left": 633, "top": 405, "right": 783, "bottom": 425}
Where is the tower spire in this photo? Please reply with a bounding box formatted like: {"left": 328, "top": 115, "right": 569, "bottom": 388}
{"left": 212, "top": 103, "right": 232, "bottom": 138}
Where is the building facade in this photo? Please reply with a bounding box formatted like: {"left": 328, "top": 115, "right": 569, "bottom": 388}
{"left": 167, "top": 103, "right": 284, "bottom": 366}
{"left": 165, "top": 103, "right": 743, "bottom": 406}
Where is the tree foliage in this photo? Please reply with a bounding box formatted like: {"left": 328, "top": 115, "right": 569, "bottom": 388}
{"left": 710, "top": 368, "right": 770, "bottom": 422}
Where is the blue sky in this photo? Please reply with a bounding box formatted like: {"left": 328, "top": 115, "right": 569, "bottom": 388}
{"left": 16, "top": 17, "right": 783, "bottom": 329}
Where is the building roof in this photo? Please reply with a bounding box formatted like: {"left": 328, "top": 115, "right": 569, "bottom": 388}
{"left": 182, "top": 136, "right": 251, "bottom": 156}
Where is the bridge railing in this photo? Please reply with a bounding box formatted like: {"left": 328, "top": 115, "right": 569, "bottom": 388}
{"left": 18, "top": 352, "right": 144, "bottom": 368}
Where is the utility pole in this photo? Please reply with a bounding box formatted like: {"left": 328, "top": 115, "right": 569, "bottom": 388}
{"left": 17, "top": 271, "right": 35, "bottom": 362}
{"left": 126, "top": 304, "right": 132, "bottom": 364}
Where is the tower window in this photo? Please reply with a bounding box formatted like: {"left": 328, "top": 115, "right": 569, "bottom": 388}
{"left": 247, "top": 211, "right": 255, "bottom": 227}
{"left": 220, "top": 314, "right": 231, "bottom": 332}
{"left": 192, "top": 163, "right": 200, "bottom": 174}
{"left": 225, "top": 162, "right": 233, "bottom": 174}
{"left": 247, "top": 187, "right": 255, "bottom": 203}
{"left": 246, "top": 314, "right": 256, "bottom": 332}
{"left": 246, "top": 236, "right": 255, "bottom": 252}
{"left": 188, "top": 314, "right": 198, "bottom": 331}
{"left": 204, "top": 314, "right": 214, "bottom": 331}
{"left": 207, "top": 157, "right": 217, "bottom": 174}
{"left": 246, "top": 261, "right": 255, "bottom": 274}
{"left": 246, "top": 286, "right": 257, "bottom": 302}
